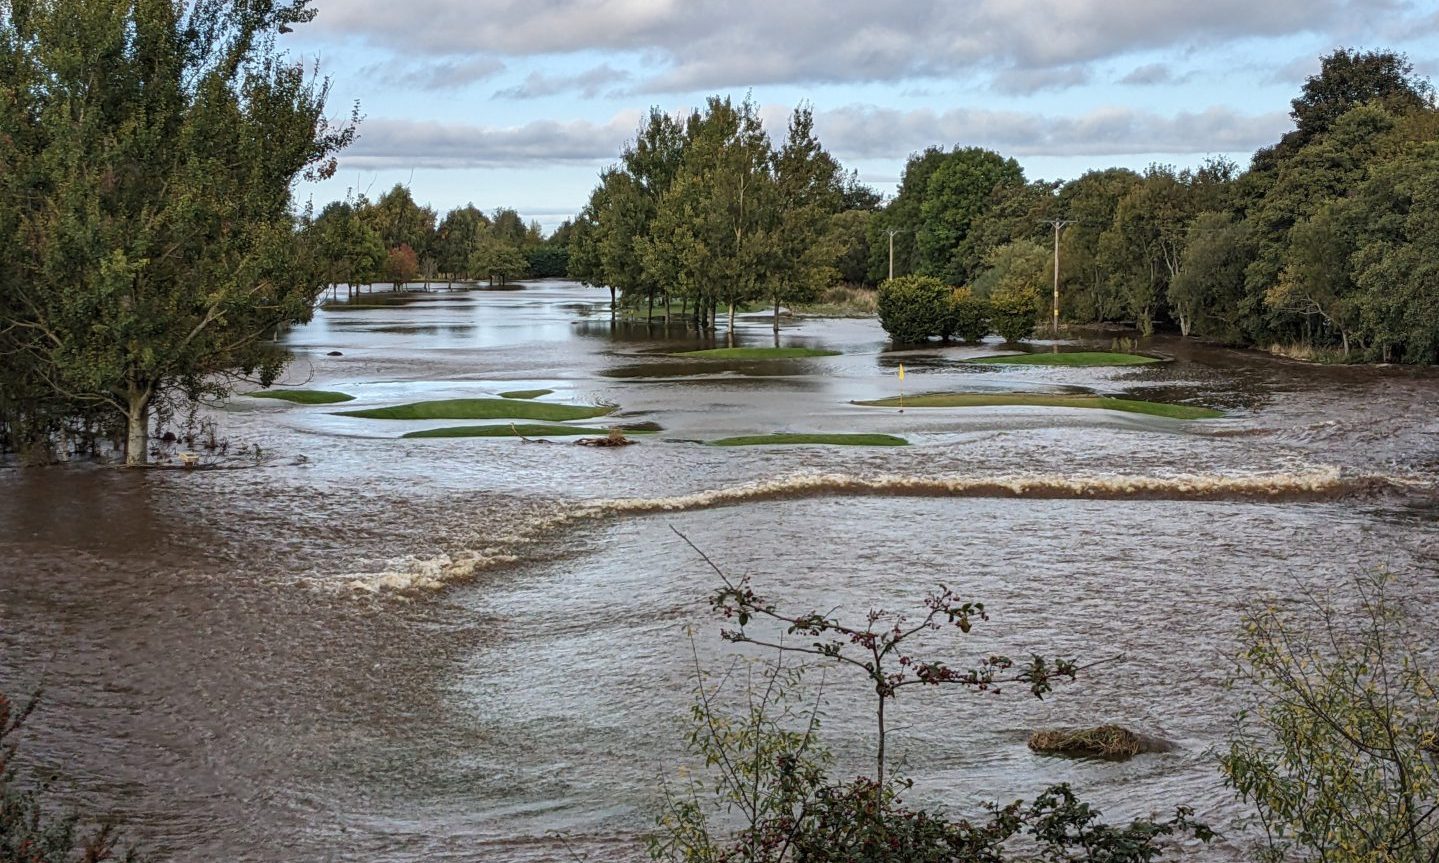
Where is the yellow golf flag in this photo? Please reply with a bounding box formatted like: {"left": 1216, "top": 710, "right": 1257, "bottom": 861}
{"left": 898, "top": 363, "right": 905, "bottom": 381}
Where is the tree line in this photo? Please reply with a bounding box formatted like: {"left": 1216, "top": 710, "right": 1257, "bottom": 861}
{"left": 857, "top": 49, "right": 1439, "bottom": 360}
{"left": 311, "top": 185, "right": 571, "bottom": 292}
{"left": 570, "top": 50, "right": 1439, "bottom": 362}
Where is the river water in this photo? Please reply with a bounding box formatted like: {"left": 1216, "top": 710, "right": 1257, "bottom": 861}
{"left": 2, "top": 279, "right": 1437, "bottom": 861}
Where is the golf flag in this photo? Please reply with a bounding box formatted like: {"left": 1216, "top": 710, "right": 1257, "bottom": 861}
{"left": 898, "top": 363, "right": 905, "bottom": 381}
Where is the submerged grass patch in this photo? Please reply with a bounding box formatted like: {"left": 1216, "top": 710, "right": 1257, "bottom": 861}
{"left": 969, "top": 351, "right": 1161, "bottom": 367}
{"left": 855, "top": 392, "right": 1222, "bottom": 420}
{"left": 677, "top": 347, "right": 840, "bottom": 360}
{"left": 247, "top": 389, "right": 354, "bottom": 404}
{"left": 498, "top": 388, "right": 554, "bottom": 400}
{"left": 710, "top": 433, "right": 908, "bottom": 447}
{"left": 403, "top": 423, "right": 653, "bottom": 439}
{"left": 337, "top": 398, "right": 613, "bottom": 422}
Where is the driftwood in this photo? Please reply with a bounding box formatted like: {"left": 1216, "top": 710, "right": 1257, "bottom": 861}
{"left": 1028, "top": 724, "right": 1176, "bottom": 760}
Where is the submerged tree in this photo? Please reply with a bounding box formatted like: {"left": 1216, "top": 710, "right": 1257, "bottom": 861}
{"left": 0, "top": 0, "right": 355, "bottom": 464}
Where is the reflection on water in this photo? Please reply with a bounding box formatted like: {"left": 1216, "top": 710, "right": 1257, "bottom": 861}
{"left": 2, "top": 279, "right": 1438, "bottom": 862}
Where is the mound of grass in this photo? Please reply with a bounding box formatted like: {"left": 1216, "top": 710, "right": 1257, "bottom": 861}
{"left": 499, "top": 388, "right": 554, "bottom": 400}
{"left": 337, "top": 398, "right": 613, "bottom": 422}
{"left": 969, "top": 351, "right": 1160, "bottom": 367}
{"left": 403, "top": 423, "right": 652, "bottom": 439}
{"left": 854, "top": 392, "right": 1221, "bottom": 420}
{"left": 1028, "top": 725, "right": 1174, "bottom": 760}
{"left": 677, "top": 347, "right": 840, "bottom": 360}
{"left": 247, "top": 389, "right": 355, "bottom": 404}
{"left": 710, "top": 433, "right": 908, "bottom": 447}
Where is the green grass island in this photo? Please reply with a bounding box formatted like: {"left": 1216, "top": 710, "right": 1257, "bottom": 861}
{"left": 968, "top": 352, "right": 1162, "bottom": 367}
{"left": 855, "top": 393, "right": 1222, "bottom": 420}
{"left": 498, "top": 389, "right": 555, "bottom": 400}
{"left": 247, "top": 389, "right": 355, "bottom": 404}
{"left": 710, "top": 433, "right": 909, "bottom": 447}
{"left": 336, "top": 398, "right": 613, "bottom": 422}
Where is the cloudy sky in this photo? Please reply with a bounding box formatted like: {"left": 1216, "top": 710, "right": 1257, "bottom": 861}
{"left": 289, "top": 0, "right": 1439, "bottom": 231}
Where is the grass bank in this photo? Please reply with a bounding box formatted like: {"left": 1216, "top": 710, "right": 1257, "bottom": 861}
{"left": 248, "top": 389, "right": 354, "bottom": 404}
{"left": 969, "top": 352, "right": 1161, "bottom": 367}
{"left": 338, "top": 398, "right": 613, "bottom": 421}
{"left": 403, "top": 423, "right": 652, "bottom": 439}
{"left": 677, "top": 347, "right": 840, "bottom": 360}
{"left": 855, "top": 393, "right": 1222, "bottom": 420}
{"left": 710, "top": 433, "right": 908, "bottom": 447}
{"left": 498, "top": 388, "right": 553, "bottom": 400}
{"left": 793, "top": 284, "right": 878, "bottom": 318}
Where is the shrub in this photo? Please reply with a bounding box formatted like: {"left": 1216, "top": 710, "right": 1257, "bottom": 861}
{"left": 877, "top": 275, "right": 952, "bottom": 344}
{"left": 1222, "top": 573, "right": 1439, "bottom": 863}
{"left": 989, "top": 284, "right": 1040, "bottom": 343}
{"left": 949, "top": 287, "right": 992, "bottom": 343}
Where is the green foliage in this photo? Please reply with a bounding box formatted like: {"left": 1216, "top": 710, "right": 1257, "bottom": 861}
{"left": 384, "top": 244, "right": 419, "bottom": 286}
{"left": 336, "top": 398, "right": 613, "bottom": 421}
{"left": 876, "top": 275, "right": 953, "bottom": 344}
{"left": 709, "top": 433, "right": 908, "bottom": 447}
{"left": 0, "top": 0, "right": 355, "bottom": 464}
{"left": 827, "top": 210, "right": 873, "bottom": 285}
{"left": 1222, "top": 573, "right": 1439, "bottom": 862}
{"left": 469, "top": 238, "right": 528, "bottom": 286}
{"left": 948, "top": 287, "right": 991, "bottom": 343}
{"left": 917, "top": 148, "right": 1025, "bottom": 284}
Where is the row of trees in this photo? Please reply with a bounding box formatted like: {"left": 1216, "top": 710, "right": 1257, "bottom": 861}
{"left": 309, "top": 186, "right": 567, "bottom": 291}
{"left": 568, "top": 99, "right": 881, "bottom": 333}
{"left": 863, "top": 49, "right": 1439, "bottom": 361}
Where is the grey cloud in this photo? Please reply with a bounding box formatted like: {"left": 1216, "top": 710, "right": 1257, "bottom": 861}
{"left": 342, "top": 115, "right": 640, "bottom": 169}
{"left": 991, "top": 65, "right": 1092, "bottom": 95}
{"left": 1119, "top": 63, "right": 1188, "bottom": 86}
{"left": 308, "top": 0, "right": 1425, "bottom": 90}
{"left": 493, "top": 65, "right": 633, "bottom": 100}
{"left": 357, "top": 56, "right": 505, "bottom": 90}
{"left": 814, "top": 104, "right": 1290, "bottom": 160}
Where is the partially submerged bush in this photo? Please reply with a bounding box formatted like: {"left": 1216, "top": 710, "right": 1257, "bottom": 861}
{"left": 948, "top": 287, "right": 991, "bottom": 343}
{"left": 877, "top": 275, "right": 954, "bottom": 344}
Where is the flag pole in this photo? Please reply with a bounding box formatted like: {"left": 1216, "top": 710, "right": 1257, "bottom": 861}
{"left": 898, "top": 363, "right": 905, "bottom": 413}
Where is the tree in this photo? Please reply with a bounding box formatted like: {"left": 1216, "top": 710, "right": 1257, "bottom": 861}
{"left": 917, "top": 148, "right": 1024, "bottom": 284}
{"left": 1169, "top": 213, "right": 1253, "bottom": 344}
{"left": 469, "top": 238, "right": 527, "bottom": 287}
{"left": 0, "top": 0, "right": 355, "bottom": 465}
{"left": 764, "top": 105, "right": 843, "bottom": 335}
{"left": 312, "top": 199, "right": 385, "bottom": 293}
{"left": 384, "top": 244, "right": 419, "bottom": 287}
{"left": 865, "top": 147, "right": 948, "bottom": 283}
{"left": 973, "top": 240, "right": 1047, "bottom": 343}
{"left": 1055, "top": 168, "right": 1143, "bottom": 322}
{"left": 434, "top": 205, "right": 491, "bottom": 281}
{"left": 1223, "top": 573, "right": 1439, "bottom": 863}
{"left": 644, "top": 97, "right": 775, "bottom": 332}
{"left": 828, "top": 210, "right": 873, "bottom": 285}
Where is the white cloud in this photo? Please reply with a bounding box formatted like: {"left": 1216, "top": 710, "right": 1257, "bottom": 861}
{"left": 342, "top": 114, "right": 641, "bottom": 169}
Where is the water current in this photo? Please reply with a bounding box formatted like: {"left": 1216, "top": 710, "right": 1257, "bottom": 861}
{"left": 2, "top": 280, "right": 1438, "bottom": 861}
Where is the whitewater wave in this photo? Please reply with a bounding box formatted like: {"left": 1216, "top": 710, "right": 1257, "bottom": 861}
{"left": 343, "top": 467, "right": 1423, "bottom": 593}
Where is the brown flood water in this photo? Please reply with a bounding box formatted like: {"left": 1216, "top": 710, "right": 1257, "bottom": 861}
{"left": 2, "top": 279, "right": 1438, "bottom": 861}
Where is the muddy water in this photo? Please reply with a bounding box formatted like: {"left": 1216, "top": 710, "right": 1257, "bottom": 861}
{"left": 2, "top": 280, "right": 1438, "bottom": 861}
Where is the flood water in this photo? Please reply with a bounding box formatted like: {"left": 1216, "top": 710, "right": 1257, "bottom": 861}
{"left": 2, "top": 279, "right": 1438, "bottom": 862}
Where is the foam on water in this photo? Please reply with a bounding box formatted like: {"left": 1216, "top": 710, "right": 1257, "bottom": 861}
{"left": 341, "top": 466, "right": 1421, "bottom": 592}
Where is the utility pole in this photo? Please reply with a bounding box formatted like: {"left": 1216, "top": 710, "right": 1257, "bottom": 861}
{"left": 886, "top": 228, "right": 901, "bottom": 281}
{"left": 1043, "top": 219, "right": 1073, "bottom": 339}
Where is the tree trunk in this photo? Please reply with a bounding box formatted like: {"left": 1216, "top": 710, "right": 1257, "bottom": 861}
{"left": 728, "top": 300, "right": 736, "bottom": 331}
{"left": 609, "top": 285, "right": 617, "bottom": 314}
{"left": 124, "top": 389, "right": 151, "bottom": 466}
{"left": 772, "top": 298, "right": 781, "bottom": 335}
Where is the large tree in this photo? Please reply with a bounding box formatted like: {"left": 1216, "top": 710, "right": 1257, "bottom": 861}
{"left": 764, "top": 105, "right": 843, "bottom": 335}
{"left": 0, "top": 0, "right": 354, "bottom": 464}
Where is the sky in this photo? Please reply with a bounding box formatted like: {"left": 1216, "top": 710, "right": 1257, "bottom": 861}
{"left": 287, "top": 0, "right": 1439, "bottom": 233}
